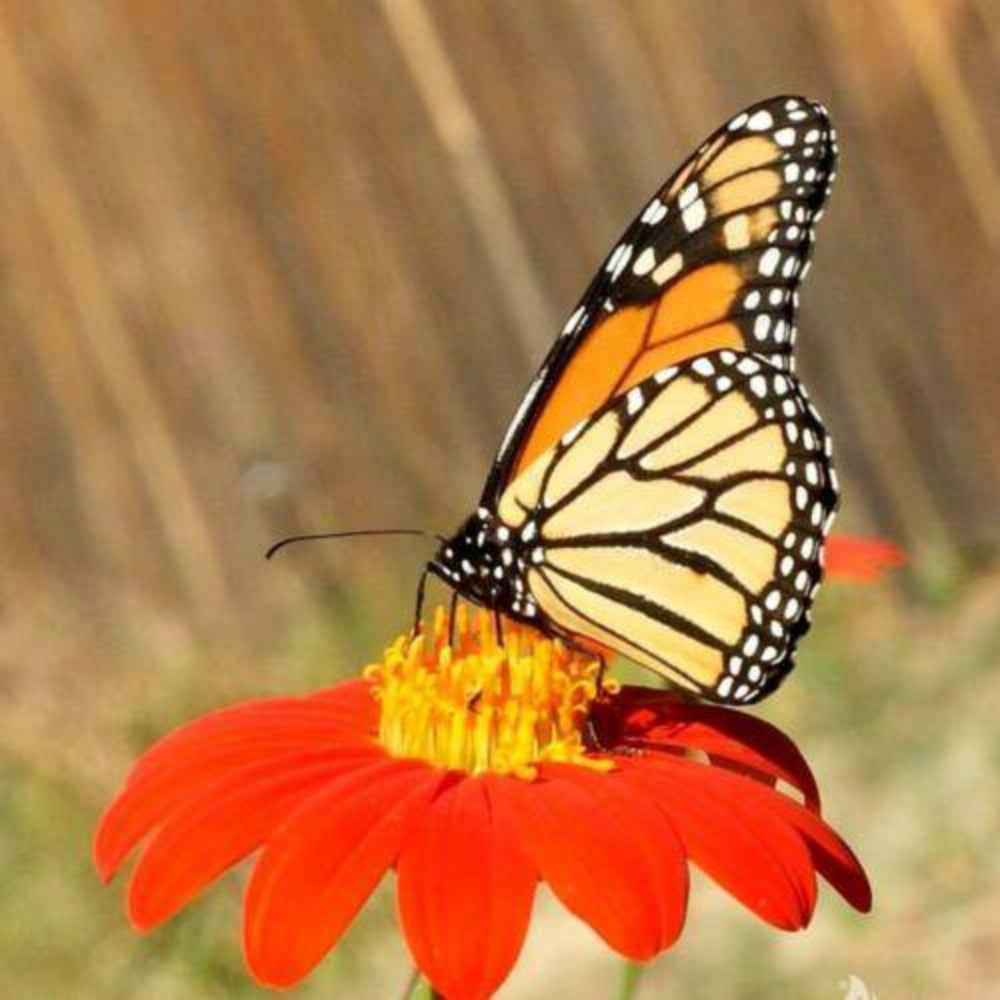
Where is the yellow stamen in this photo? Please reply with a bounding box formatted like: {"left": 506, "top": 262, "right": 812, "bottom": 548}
{"left": 364, "top": 605, "right": 618, "bottom": 779}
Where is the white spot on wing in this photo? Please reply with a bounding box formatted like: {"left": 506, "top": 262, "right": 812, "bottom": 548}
{"left": 682, "top": 198, "right": 707, "bottom": 232}
{"left": 497, "top": 373, "right": 545, "bottom": 458}
{"left": 608, "top": 244, "right": 633, "bottom": 281}
{"left": 759, "top": 247, "right": 781, "bottom": 276}
{"left": 652, "top": 252, "right": 683, "bottom": 286}
{"left": 678, "top": 183, "right": 700, "bottom": 210}
{"left": 747, "top": 109, "right": 774, "bottom": 131}
{"left": 561, "top": 306, "right": 585, "bottom": 337}
{"left": 641, "top": 198, "right": 668, "bottom": 225}
{"left": 632, "top": 246, "right": 657, "bottom": 276}
{"left": 722, "top": 213, "right": 750, "bottom": 249}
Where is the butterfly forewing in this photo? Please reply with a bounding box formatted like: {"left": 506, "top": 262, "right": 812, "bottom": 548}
{"left": 501, "top": 351, "right": 838, "bottom": 704}
{"left": 484, "top": 95, "right": 837, "bottom": 502}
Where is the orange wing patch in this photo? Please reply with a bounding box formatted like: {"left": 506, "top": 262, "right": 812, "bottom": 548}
{"left": 701, "top": 136, "right": 780, "bottom": 184}
{"left": 514, "top": 264, "right": 745, "bottom": 475}
{"left": 621, "top": 325, "right": 743, "bottom": 388}
{"left": 495, "top": 96, "right": 838, "bottom": 498}
{"left": 514, "top": 308, "right": 646, "bottom": 476}
{"left": 648, "top": 263, "right": 743, "bottom": 343}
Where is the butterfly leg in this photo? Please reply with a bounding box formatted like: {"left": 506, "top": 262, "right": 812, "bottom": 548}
{"left": 448, "top": 589, "right": 459, "bottom": 647}
{"left": 493, "top": 607, "right": 505, "bottom": 648}
{"left": 583, "top": 717, "right": 604, "bottom": 752}
{"left": 583, "top": 654, "right": 621, "bottom": 754}
{"left": 595, "top": 654, "right": 608, "bottom": 697}
{"left": 411, "top": 567, "right": 429, "bottom": 638}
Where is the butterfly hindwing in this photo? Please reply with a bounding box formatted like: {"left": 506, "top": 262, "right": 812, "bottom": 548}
{"left": 499, "top": 350, "right": 838, "bottom": 704}
{"left": 484, "top": 95, "right": 837, "bottom": 502}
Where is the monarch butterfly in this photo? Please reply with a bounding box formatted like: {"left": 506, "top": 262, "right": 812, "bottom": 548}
{"left": 427, "top": 95, "right": 840, "bottom": 705}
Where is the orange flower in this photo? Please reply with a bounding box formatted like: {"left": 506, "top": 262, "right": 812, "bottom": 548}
{"left": 95, "top": 608, "right": 871, "bottom": 1000}
{"left": 826, "top": 534, "right": 905, "bottom": 581}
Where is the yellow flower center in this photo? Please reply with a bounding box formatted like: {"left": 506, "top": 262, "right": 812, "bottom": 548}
{"left": 365, "top": 605, "right": 617, "bottom": 779}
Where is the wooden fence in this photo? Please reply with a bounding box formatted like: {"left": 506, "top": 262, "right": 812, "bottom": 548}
{"left": 0, "top": 0, "right": 996, "bottom": 653}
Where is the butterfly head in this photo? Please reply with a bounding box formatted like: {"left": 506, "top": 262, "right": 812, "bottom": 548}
{"left": 428, "top": 508, "right": 539, "bottom": 621}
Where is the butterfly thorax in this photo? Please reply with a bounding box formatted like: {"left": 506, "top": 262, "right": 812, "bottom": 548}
{"left": 429, "top": 508, "right": 541, "bottom": 624}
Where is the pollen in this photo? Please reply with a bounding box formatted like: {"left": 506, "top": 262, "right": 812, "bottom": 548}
{"left": 365, "top": 605, "right": 617, "bottom": 780}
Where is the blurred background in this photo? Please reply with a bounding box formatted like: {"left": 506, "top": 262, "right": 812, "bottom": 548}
{"left": 0, "top": 0, "right": 997, "bottom": 996}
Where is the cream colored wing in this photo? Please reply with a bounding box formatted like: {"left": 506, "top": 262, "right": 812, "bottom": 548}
{"left": 498, "top": 350, "right": 838, "bottom": 704}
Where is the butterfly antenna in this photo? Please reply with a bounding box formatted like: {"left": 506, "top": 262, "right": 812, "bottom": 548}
{"left": 265, "top": 528, "right": 444, "bottom": 560}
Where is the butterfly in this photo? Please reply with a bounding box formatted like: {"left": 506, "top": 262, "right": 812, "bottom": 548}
{"left": 427, "top": 95, "right": 840, "bottom": 704}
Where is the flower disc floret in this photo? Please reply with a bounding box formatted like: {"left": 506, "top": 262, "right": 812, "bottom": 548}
{"left": 366, "top": 605, "right": 615, "bottom": 778}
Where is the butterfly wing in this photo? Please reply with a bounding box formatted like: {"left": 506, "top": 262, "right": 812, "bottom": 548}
{"left": 484, "top": 95, "right": 837, "bottom": 505}
{"left": 502, "top": 351, "right": 837, "bottom": 704}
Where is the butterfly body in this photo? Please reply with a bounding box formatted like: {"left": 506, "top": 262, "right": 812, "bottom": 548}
{"left": 430, "top": 509, "right": 541, "bottom": 626}
{"left": 430, "top": 96, "right": 841, "bottom": 704}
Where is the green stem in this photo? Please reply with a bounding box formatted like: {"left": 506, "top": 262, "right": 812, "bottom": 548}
{"left": 402, "top": 967, "right": 421, "bottom": 999}
{"left": 617, "top": 962, "right": 644, "bottom": 1000}
{"left": 407, "top": 972, "right": 441, "bottom": 999}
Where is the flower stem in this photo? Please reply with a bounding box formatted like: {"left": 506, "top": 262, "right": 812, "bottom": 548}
{"left": 406, "top": 972, "right": 440, "bottom": 999}
{"left": 402, "top": 967, "right": 422, "bottom": 999}
{"left": 617, "top": 962, "right": 644, "bottom": 1000}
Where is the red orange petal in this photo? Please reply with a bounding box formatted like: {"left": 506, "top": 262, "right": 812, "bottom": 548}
{"left": 244, "top": 758, "right": 441, "bottom": 988}
{"left": 128, "top": 680, "right": 375, "bottom": 785}
{"left": 94, "top": 743, "right": 380, "bottom": 883}
{"left": 799, "top": 827, "right": 872, "bottom": 913}
{"left": 623, "top": 757, "right": 816, "bottom": 930}
{"left": 609, "top": 693, "right": 820, "bottom": 811}
{"left": 95, "top": 682, "right": 380, "bottom": 883}
{"left": 668, "top": 759, "right": 872, "bottom": 913}
{"left": 494, "top": 766, "right": 687, "bottom": 960}
{"left": 397, "top": 777, "right": 537, "bottom": 1000}
{"left": 126, "top": 751, "right": 387, "bottom": 930}
{"left": 307, "top": 677, "right": 380, "bottom": 728}
{"left": 826, "top": 535, "right": 905, "bottom": 581}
